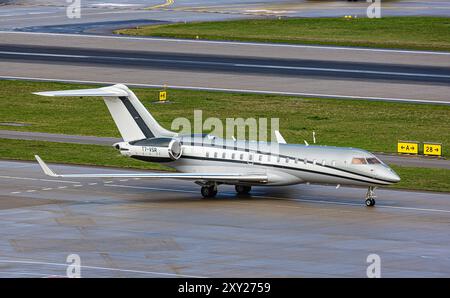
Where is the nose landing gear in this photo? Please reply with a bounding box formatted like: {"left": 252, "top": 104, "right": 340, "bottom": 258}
{"left": 365, "top": 186, "right": 376, "bottom": 207}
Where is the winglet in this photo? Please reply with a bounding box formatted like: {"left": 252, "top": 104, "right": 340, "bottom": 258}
{"left": 35, "top": 155, "right": 58, "bottom": 177}
{"left": 274, "top": 130, "right": 287, "bottom": 144}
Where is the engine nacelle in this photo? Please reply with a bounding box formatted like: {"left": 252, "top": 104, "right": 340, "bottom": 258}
{"left": 114, "top": 138, "right": 182, "bottom": 162}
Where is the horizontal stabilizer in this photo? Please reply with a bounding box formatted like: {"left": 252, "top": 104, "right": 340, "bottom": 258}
{"left": 35, "top": 156, "right": 267, "bottom": 183}
{"left": 33, "top": 85, "right": 128, "bottom": 97}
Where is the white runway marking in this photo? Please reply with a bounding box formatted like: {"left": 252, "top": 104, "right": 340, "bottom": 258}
{"left": 0, "top": 259, "right": 206, "bottom": 278}
{"left": 0, "top": 271, "right": 66, "bottom": 278}
{"left": 2, "top": 51, "right": 448, "bottom": 80}
{"left": 1, "top": 76, "right": 448, "bottom": 105}
{"left": 1, "top": 31, "right": 449, "bottom": 56}
{"left": 0, "top": 175, "right": 79, "bottom": 184}
{"left": 105, "top": 183, "right": 450, "bottom": 214}
{"left": 88, "top": 183, "right": 98, "bottom": 185}
{"left": 105, "top": 183, "right": 197, "bottom": 194}
{"left": 41, "top": 188, "right": 53, "bottom": 191}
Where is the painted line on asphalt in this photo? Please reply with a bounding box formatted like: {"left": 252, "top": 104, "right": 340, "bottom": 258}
{"left": 1, "top": 31, "right": 449, "bottom": 56}
{"left": 105, "top": 183, "right": 450, "bottom": 214}
{"left": 0, "top": 175, "right": 80, "bottom": 184}
{"left": 1, "top": 76, "right": 448, "bottom": 105}
{"left": 1, "top": 50, "right": 448, "bottom": 79}
{"left": 0, "top": 259, "right": 205, "bottom": 278}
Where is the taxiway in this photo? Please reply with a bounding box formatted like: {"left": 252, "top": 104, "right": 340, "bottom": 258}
{"left": 0, "top": 159, "right": 449, "bottom": 277}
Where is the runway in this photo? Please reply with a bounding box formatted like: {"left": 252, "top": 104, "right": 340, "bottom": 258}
{"left": 1, "top": 44, "right": 449, "bottom": 85}
{"left": 0, "top": 159, "right": 449, "bottom": 277}
{"left": 1, "top": 1, "right": 450, "bottom": 34}
{"left": 1, "top": 32, "right": 450, "bottom": 103}
{"left": 1, "top": 130, "right": 448, "bottom": 169}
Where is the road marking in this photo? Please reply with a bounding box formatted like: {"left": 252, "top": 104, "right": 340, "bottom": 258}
{"left": 104, "top": 181, "right": 113, "bottom": 184}
{"left": 105, "top": 183, "right": 197, "bottom": 194}
{"left": 1, "top": 31, "right": 449, "bottom": 56}
{"left": 105, "top": 183, "right": 450, "bottom": 214}
{"left": 2, "top": 51, "right": 448, "bottom": 80}
{"left": 0, "top": 271, "right": 66, "bottom": 278}
{"left": 88, "top": 183, "right": 98, "bottom": 185}
{"left": 145, "top": 0, "right": 174, "bottom": 10}
{"left": 119, "top": 179, "right": 129, "bottom": 182}
{"left": 26, "top": 190, "right": 36, "bottom": 193}
{"left": 0, "top": 175, "right": 79, "bottom": 184}
{"left": 73, "top": 184, "right": 83, "bottom": 187}
{"left": 11, "top": 191, "right": 21, "bottom": 194}
{"left": 1, "top": 76, "right": 448, "bottom": 105}
{"left": 0, "top": 259, "right": 205, "bottom": 278}
{"left": 41, "top": 188, "right": 53, "bottom": 191}
{"left": 57, "top": 186, "right": 67, "bottom": 189}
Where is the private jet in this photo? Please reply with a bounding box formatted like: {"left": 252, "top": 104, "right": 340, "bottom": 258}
{"left": 33, "top": 84, "right": 400, "bottom": 206}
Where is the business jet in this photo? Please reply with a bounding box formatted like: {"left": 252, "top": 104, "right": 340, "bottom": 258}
{"left": 33, "top": 84, "right": 400, "bottom": 207}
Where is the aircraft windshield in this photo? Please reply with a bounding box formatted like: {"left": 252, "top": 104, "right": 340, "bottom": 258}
{"left": 366, "top": 157, "right": 382, "bottom": 164}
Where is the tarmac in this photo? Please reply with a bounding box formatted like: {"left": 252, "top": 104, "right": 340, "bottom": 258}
{"left": 1, "top": 32, "right": 450, "bottom": 104}
{"left": 0, "top": 159, "right": 449, "bottom": 277}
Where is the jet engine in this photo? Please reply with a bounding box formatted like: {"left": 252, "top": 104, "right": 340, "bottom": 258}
{"left": 114, "top": 138, "right": 182, "bottom": 162}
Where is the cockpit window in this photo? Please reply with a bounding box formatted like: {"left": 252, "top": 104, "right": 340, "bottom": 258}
{"left": 366, "top": 157, "right": 381, "bottom": 164}
{"left": 351, "top": 157, "right": 367, "bottom": 165}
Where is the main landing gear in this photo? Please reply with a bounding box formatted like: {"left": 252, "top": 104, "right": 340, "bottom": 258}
{"left": 235, "top": 185, "right": 251, "bottom": 195}
{"left": 201, "top": 184, "right": 218, "bottom": 198}
{"left": 365, "top": 186, "right": 376, "bottom": 207}
{"left": 200, "top": 184, "right": 252, "bottom": 198}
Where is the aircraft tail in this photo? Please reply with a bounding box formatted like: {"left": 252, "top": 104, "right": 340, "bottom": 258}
{"left": 34, "top": 84, "right": 176, "bottom": 141}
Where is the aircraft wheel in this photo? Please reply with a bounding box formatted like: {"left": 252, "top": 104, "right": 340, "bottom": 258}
{"left": 365, "top": 198, "right": 376, "bottom": 207}
{"left": 201, "top": 186, "right": 217, "bottom": 198}
{"left": 235, "top": 185, "right": 251, "bottom": 195}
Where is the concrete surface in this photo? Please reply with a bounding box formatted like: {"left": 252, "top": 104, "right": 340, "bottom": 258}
{"left": 0, "top": 159, "right": 449, "bottom": 277}
{"left": 1, "top": 1, "right": 450, "bottom": 33}
{"left": 1, "top": 32, "right": 450, "bottom": 103}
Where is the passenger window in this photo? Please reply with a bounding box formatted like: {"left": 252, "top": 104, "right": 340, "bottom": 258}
{"left": 267, "top": 155, "right": 271, "bottom": 162}
{"left": 352, "top": 157, "right": 367, "bottom": 165}
{"left": 295, "top": 158, "right": 298, "bottom": 164}
{"left": 286, "top": 158, "right": 289, "bottom": 163}
{"left": 214, "top": 152, "right": 218, "bottom": 158}
{"left": 249, "top": 154, "right": 253, "bottom": 161}
{"left": 240, "top": 153, "right": 244, "bottom": 160}
{"left": 206, "top": 151, "right": 209, "bottom": 158}
{"left": 232, "top": 153, "right": 235, "bottom": 159}
{"left": 277, "top": 156, "right": 280, "bottom": 163}
{"left": 222, "top": 152, "right": 226, "bottom": 159}
{"left": 259, "top": 155, "right": 262, "bottom": 162}
{"left": 304, "top": 158, "right": 307, "bottom": 165}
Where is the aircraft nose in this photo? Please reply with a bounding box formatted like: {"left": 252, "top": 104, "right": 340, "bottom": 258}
{"left": 386, "top": 167, "right": 401, "bottom": 183}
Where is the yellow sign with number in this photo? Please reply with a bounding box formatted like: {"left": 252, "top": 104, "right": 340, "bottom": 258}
{"left": 423, "top": 143, "right": 442, "bottom": 156}
{"left": 159, "top": 91, "right": 167, "bottom": 101}
{"left": 397, "top": 141, "right": 419, "bottom": 154}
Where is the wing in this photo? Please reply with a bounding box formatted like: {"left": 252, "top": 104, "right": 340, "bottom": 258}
{"left": 35, "top": 156, "right": 268, "bottom": 183}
